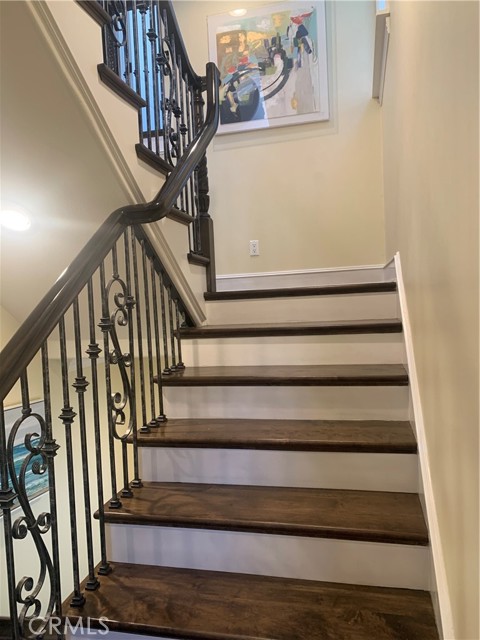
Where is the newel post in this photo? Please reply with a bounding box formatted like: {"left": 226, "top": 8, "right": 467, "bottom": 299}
{"left": 194, "top": 84, "right": 216, "bottom": 293}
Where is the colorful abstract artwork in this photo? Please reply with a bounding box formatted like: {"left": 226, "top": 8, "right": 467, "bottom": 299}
{"left": 208, "top": 2, "right": 329, "bottom": 134}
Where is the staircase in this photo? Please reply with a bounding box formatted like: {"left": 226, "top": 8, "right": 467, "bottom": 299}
{"left": 64, "top": 282, "right": 439, "bottom": 639}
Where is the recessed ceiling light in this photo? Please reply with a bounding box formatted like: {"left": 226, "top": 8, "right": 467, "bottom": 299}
{"left": 229, "top": 8, "right": 247, "bottom": 17}
{"left": 0, "top": 207, "right": 32, "bottom": 231}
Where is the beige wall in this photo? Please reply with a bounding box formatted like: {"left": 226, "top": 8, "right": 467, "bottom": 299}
{"left": 382, "top": 3, "right": 479, "bottom": 639}
{"left": 175, "top": 1, "right": 386, "bottom": 275}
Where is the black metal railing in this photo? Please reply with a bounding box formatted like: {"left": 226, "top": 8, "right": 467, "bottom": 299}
{"left": 99, "top": 0, "right": 213, "bottom": 260}
{"left": 0, "top": 52, "right": 219, "bottom": 637}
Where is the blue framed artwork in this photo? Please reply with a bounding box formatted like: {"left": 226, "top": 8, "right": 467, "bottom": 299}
{"left": 3, "top": 400, "right": 49, "bottom": 505}
{"left": 208, "top": 1, "right": 330, "bottom": 134}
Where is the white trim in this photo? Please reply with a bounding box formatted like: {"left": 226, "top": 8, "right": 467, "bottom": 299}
{"left": 394, "top": 252, "right": 454, "bottom": 640}
{"left": 216, "top": 262, "right": 394, "bottom": 291}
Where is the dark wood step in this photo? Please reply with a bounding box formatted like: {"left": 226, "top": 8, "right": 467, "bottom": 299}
{"left": 65, "top": 563, "right": 439, "bottom": 640}
{"left": 136, "top": 419, "right": 417, "bottom": 453}
{"left": 97, "top": 64, "right": 146, "bottom": 110}
{"left": 204, "top": 281, "right": 397, "bottom": 301}
{"left": 179, "top": 319, "right": 402, "bottom": 339}
{"left": 101, "top": 482, "right": 428, "bottom": 545}
{"left": 188, "top": 251, "right": 210, "bottom": 267}
{"left": 135, "top": 143, "right": 172, "bottom": 176}
{"left": 158, "top": 364, "right": 409, "bottom": 387}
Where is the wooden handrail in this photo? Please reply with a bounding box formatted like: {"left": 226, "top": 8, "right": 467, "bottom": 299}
{"left": 0, "top": 63, "right": 219, "bottom": 403}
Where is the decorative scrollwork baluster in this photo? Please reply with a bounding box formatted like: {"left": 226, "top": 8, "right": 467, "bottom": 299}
{"left": 102, "top": 245, "right": 136, "bottom": 498}
{"left": 6, "top": 372, "right": 60, "bottom": 630}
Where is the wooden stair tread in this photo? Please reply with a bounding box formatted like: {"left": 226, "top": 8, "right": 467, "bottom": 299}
{"left": 101, "top": 482, "right": 428, "bottom": 545}
{"left": 204, "top": 281, "right": 397, "bottom": 301}
{"left": 65, "top": 563, "right": 438, "bottom": 640}
{"left": 136, "top": 419, "right": 417, "bottom": 453}
{"left": 179, "top": 318, "right": 403, "bottom": 339}
{"left": 158, "top": 364, "right": 409, "bottom": 386}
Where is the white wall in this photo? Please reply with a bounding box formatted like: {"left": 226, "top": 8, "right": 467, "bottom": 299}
{"left": 175, "top": 0, "right": 386, "bottom": 275}
{"left": 382, "top": 3, "right": 479, "bottom": 639}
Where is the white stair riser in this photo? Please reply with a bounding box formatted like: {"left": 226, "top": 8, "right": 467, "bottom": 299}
{"left": 140, "top": 449, "right": 418, "bottom": 493}
{"left": 164, "top": 387, "right": 410, "bottom": 421}
{"left": 107, "top": 524, "right": 430, "bottom": 590}
{"left": 205, "top": 292, "right": 399, "bottom": 324}
{"left": 181, "top": 334, "right": 406, "bottom": 367}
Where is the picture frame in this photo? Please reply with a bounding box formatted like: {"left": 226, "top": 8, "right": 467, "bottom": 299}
{"left": 3, "top": 400, "right": 49, "bottom": 505}
{"left": 207, "top": 1, "right": 330, "bottom": 135}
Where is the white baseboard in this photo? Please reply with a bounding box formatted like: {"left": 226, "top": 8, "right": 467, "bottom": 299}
{"left": 216, "top": 262, "right": 396, "bottom": 291}
{"left": 394, "top": 252, "right": 454, "bottom": 640}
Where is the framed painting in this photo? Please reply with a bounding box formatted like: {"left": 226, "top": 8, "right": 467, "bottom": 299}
{"left": 208, "top": 1, "right": 329, "bottom": 134}
{"left": 3, "top": 400, "right": 49, "bottom": 506}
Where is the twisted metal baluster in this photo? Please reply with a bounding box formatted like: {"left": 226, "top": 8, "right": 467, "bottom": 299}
{"left": 99, "top": 262, "right": 122, "bottom": 509}
{"left": 0, "top": 403, "right": 20, "bottom": 639}
{"left": 125, "top": 229, "right": 142, "bottom": 487}
{"left": 86, "top": 278, "right": 112, "bottom": 575}
{"left": 58, "top": 319, "right": 86, "bottom": 608}
{"left": 72, "top": 298, "right": 100, "bottom": 591}
{"left": 150, "top": 257, "right": 167, "bottom": 422}
{"left": 141, "top": 240, "right": 158, "bottom": 428}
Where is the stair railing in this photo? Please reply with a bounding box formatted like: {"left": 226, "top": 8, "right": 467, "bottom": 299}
{"left": 0, "top": 59, "right": 219, "bottom": 640}
{"left": 96, "top": 0, "right": 214, "bottom": 267}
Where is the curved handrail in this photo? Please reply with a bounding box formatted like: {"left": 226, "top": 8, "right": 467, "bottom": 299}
{"left": 0, "top": 62, "right": 220, "bottom": 403}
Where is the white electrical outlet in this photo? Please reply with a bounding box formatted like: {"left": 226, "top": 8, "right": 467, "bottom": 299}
{"left": 249, "top": 240, "right": 260, "bottom": 256}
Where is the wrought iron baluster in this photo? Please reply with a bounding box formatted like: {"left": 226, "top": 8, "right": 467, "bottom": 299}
{"left": 99, "top": 262, "right": 122, "bottom": 509}
{"left": 58, "top": 318, "right": 86, "bottom": 607}
{"left": 147, "top": 1, "right": 161, "bottom": 157}
{"left": 72, "top": 298, "right": 100, "bottom": 592}
{"left": 162, "top": 8, "right": 179, "bottom": 166}
{"left": 156, "top": 4, "right": 169, "bottom": 161}
{"left": 174, "top": 301, "right": 185, "bottom": 370}
{"left": 86, "top": 278, "right": 112, "bottom": 575}
{"left": 159, "top": 271, "right": 171, "bottom": 374}
{"left": 150, "top": 257, "right": 167, "bottom": 422}
{"left": 138, "top": 2, "right": 152, "bottom": 150}
{"left": 131, "top": 231, "right": 149, "bottom": 432}
{"left": 167, "top": 286, "right": 177, "bottom": 369}
{"left": 0, "top": 403, "right": 20, "bottom": 639}
{"left": 41, "top": 342, "right": 62, "bottom": 616}
{"left": 124, "top": 229, "right": 142, "bottom": 487}
{"left": 131, "top": 0, "right": 144, "bottom": 145}
{"left": 110, "top": 244, "right": 133, "bottom": 499}
{"left": 140, "top": 240, "right": 158, "bottom": 428}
